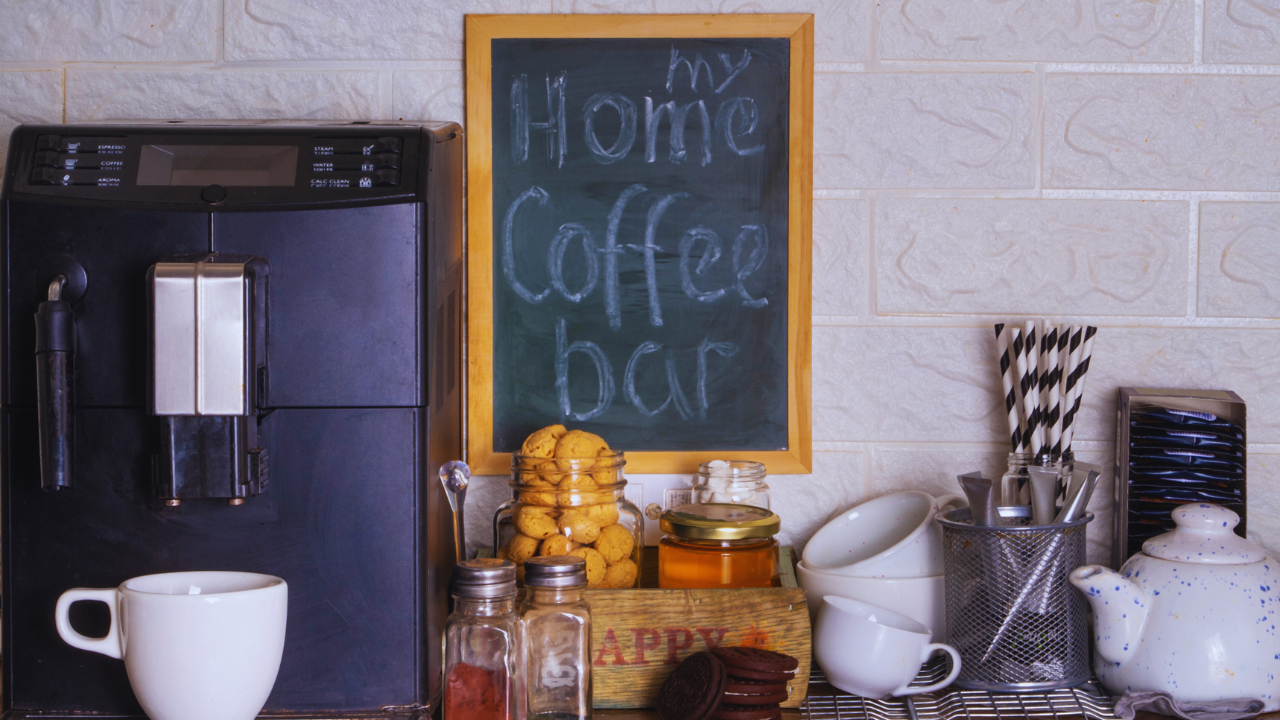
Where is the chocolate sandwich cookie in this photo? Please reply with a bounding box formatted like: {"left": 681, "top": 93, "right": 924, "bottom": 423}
{"left": 723, "top": 677, "right": 789, "bottom": 696}
{"left": 711, "top": 647, "right": 799, "bottom": 682}
{"left": 711, "top": 703, "right": 783, "bottom": 720}
{"left": 724, "top": 690, "right": 788, "bottom": 705}
{"left": 657, "top": 651, "right": 727, "bottom": 720}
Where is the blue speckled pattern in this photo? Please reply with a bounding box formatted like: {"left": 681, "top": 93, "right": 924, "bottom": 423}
{"left": 1069, "top": 503, "right": 1279, "bottom": 712}
{"left": 1141, "top": 504, "right": 1263, "bottom": 565}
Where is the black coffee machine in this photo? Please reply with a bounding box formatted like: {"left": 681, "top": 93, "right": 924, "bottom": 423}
{"left": 0, "top": 122, "right": 463, "bottom": 718}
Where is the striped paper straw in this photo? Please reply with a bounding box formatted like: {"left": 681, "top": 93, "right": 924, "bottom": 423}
{"left": 1013, "top": 327, "right": 1034, "bottom": 450}
{"left": 1059, "top": 325, "right": 1084, "bottom": 455}
{"left": 1062, "top": 326, "right": 1097, "bottom": 453}
{"left": 1010, "top": 327, "right": 1028, "bottom": 452}
{"left": 996, "top": 324, "right": 1022, "bottom": 452}
{"left": 1021, "top": 320, "right": 1041, "bottom": 457}
{"left": 1037, "top": 321, "right": 1055, "bottom": 455}
{"left": 1042, "top": 324, "right": 1062, "bottom": 458}
{"left": 1050, "top": 324, "right": 1068, "bottom": 458}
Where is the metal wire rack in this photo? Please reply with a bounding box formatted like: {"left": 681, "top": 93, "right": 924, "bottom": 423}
{"left": 800, "top": 658, "right": 1120, "bottom": 720}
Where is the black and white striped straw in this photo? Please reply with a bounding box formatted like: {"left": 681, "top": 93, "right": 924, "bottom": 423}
{"left": 1059, "top": 325, "right": 1084, "bottom": 455}
{"left": 1021, "top": 320, "right": 1041, "bottom": 457}
{"left": 1042, "top": 323, "right": 1062, "bottom": 459}
{"left": 1061, "top": 326, "right": 1097, "bottom": 450}
{"left": 1013, "top": 326, "right": 1034, "bottom": 450}
{"left": 995, "top": 324, "right": 1022, "bottom": 453}
{"left": 1036, "top": 321, "right": 1055, "bottom": 456}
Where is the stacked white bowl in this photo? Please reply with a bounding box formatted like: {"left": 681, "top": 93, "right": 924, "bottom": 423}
{"left": 797, "top": 491, "right": 965, "bottom": 641}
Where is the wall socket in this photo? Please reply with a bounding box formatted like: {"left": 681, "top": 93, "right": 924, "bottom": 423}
{"left": 623, "top": 474, "right": 695, "bottom": 546}
{"left": 663, "top": 487, "right": 692, "bottom": 509}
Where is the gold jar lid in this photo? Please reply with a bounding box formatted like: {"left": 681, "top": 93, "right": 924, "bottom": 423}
{"left": 660, "top": 503, "right": 780, "bottom": 541}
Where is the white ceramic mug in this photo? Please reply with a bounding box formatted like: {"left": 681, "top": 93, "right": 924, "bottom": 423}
{"left": 802, "top": 491, "right": 965, "bottom": 578}
{"left": 55, "top": 571, "right": 287, "bottom": 720}
{"left": 796, "top": 560, "right": 945, "bottom": 640}
{"left": 814, "top": 595, "right": 961, "bottom": 699}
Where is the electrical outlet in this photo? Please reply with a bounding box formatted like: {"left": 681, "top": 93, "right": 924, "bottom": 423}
{"left": 663, "top": 487, "right": 692, "bottom": 509}
{"left": 624, "top": 473, "right": 695, "bottom": 546}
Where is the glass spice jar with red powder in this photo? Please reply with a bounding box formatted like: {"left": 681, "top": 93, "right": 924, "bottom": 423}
{"left": 443, "top": 559, "right": 524, "bottom": 720}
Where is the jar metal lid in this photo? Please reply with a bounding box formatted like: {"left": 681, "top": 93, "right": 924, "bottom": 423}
{"left": 660, "top": 503, "right": 780, "bottom": 540}
{"left": 452, "top": 558, "right": 517, "bottom": 598}
{"left": 524, "top": 555, "right": 587, "bottom": 588}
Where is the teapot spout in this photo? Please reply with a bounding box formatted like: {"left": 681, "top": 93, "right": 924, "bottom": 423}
{"left": 1070, "top": 565, "right": 1147, "bottom": 666}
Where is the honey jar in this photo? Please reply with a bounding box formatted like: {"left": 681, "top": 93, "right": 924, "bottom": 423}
{"left": 658, "top": 503, "right": 781, "bottom": 589}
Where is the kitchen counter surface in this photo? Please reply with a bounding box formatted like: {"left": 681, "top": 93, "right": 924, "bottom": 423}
{"left": 592, "top": 709, "right": 1280, "bottom": 720}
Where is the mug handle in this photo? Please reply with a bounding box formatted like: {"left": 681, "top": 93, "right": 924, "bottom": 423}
{"left": 55, "top": 588, "right": 121, "bottom": 659}
{"left": 893, "top": 643, "right": 962, "bottom": 696}
{"left": 934, "top": 494, "right": 967, "bottom": 514}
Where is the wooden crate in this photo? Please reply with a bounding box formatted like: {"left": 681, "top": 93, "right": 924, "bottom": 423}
{"left": 481, "top": 547, "right": 811, "bottom": 709}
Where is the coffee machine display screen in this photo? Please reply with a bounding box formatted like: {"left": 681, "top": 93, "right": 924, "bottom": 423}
{"left": 137, "top": 145, "right": 299, "bottom": 186}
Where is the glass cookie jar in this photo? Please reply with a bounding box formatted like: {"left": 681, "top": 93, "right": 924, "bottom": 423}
{"left": 493, "top": 451, "right": 643, "bottom": 588}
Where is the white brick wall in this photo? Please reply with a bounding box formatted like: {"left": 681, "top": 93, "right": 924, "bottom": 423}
{"left": 3, "top": 0, "right": 1279, "bottom": 565}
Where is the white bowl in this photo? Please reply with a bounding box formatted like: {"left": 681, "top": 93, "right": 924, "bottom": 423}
{"left": 796, "top": 560, "right": 945, "bottom": 640}
{"left": 801, "top": 491, "right": 964, "bottom": 578}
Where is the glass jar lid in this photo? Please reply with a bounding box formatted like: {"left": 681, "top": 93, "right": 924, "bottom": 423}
{"left": 660, "top": 503, "right": 780, "bottom": 541}
{"left": 524, "top": 555, "right": 588, "bottom": 588}
{"left": 451, "top": 558, "right": 517, "bottom": 598}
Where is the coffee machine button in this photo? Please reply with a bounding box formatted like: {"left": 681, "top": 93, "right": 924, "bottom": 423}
{"left": 30, "top": 167, "right": 59, "bottom": 184}
{"left": 200, "top": 184, "right": 228, "bottom": 203}
{"left": 41, "top": 154, "right": 102, "bottom": 170}
{"left": 30, "top": 168, "right": 120, "bottom": 186}
{"left": 310, "top": 137, "right": 403, "bottom": 156}
{"left": 372, "top": 170, "right": 400, "bottom": 187}
{"left": 36, "top": 134, "right": 61, "bottom": 152}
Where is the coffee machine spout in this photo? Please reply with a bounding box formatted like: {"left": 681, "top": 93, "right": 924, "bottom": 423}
{"left": 148, "top": 256, "right": 269, "bottom": 504}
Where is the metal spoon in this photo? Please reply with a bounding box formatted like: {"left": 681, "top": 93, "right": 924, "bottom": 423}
{"left": 439, "top": 460, "right": 471, "bottom": 563}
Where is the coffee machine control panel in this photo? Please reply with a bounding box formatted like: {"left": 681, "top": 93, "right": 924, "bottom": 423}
{"left": 13, "top": 125, "right": 422, "bottom": 204}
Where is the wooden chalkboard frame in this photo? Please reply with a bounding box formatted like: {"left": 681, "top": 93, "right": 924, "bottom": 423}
{"left": 465, "top": 13, "right": 813, "bottom": 475}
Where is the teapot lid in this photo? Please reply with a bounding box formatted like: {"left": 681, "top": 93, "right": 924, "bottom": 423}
{"left": 1142, "top": 503, "right": 1265, "bottom": 564}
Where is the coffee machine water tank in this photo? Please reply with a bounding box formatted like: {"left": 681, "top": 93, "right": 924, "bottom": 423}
{"left": 0, "top": 122, "right": 463, "bottom": 717}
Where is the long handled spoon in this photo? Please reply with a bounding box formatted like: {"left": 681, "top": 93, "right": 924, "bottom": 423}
{"left": 439, "top": 460, "right": 471, "bottom": 564}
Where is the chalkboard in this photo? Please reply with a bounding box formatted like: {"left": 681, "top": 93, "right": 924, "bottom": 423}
{"left": 467, "top": 15, "right": 813, "bottom": 474}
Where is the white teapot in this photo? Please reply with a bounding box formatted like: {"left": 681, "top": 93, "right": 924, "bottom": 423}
{"left": 1069, "top": 504, "right": 1279, "bottom": 711}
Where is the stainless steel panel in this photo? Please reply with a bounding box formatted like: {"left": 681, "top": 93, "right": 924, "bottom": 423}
{"left": 151, "top": 261, "right": 248, "bottom": 416}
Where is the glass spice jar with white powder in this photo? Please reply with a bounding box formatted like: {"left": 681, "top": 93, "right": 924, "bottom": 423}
{"left": 521, "top": 555, "right": 592, "bottom": 720}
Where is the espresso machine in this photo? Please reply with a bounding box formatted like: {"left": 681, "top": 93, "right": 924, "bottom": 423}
{"left": 0, "top": 121, "right": 463, "bottom": 718}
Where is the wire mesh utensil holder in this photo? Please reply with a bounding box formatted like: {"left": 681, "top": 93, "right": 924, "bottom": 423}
{"left": 801, "top": 659, "right": 1121, "bottom": 720}
{"left": 938, "top": 506, "right": 1093, "bottom": 692}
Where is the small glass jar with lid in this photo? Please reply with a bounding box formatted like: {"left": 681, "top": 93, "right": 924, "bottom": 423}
{"left": 442, "top": 559, "right": 524, "bottom": 720}
{"left": 691, "top": 460, "right": 771, "bottom": 509}
{"left": 494, "top": 451, "right": 642, "bottom": 589}
{"left": 658, "top": 503, "right": 781, "bottom": 589}
{"left": 522, "top": 555, "right": 592, "bottom": 720}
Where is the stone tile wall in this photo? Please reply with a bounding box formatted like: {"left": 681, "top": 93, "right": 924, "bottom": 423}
{"left": 2, "top": 0, "right": 1278, "bottom": 565}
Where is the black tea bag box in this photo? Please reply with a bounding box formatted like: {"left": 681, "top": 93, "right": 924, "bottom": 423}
{"left": 1115, "top": 387, "right": 1247, "bottom": 568}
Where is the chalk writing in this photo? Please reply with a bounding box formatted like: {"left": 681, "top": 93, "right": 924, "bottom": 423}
{"left": 490, "top": 37, "right": 789, "bottom": 451}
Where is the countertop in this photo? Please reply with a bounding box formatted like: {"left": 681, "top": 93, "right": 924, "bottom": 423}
{"left": 590, "top": 708, "right": 1280, "bottom": 720}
